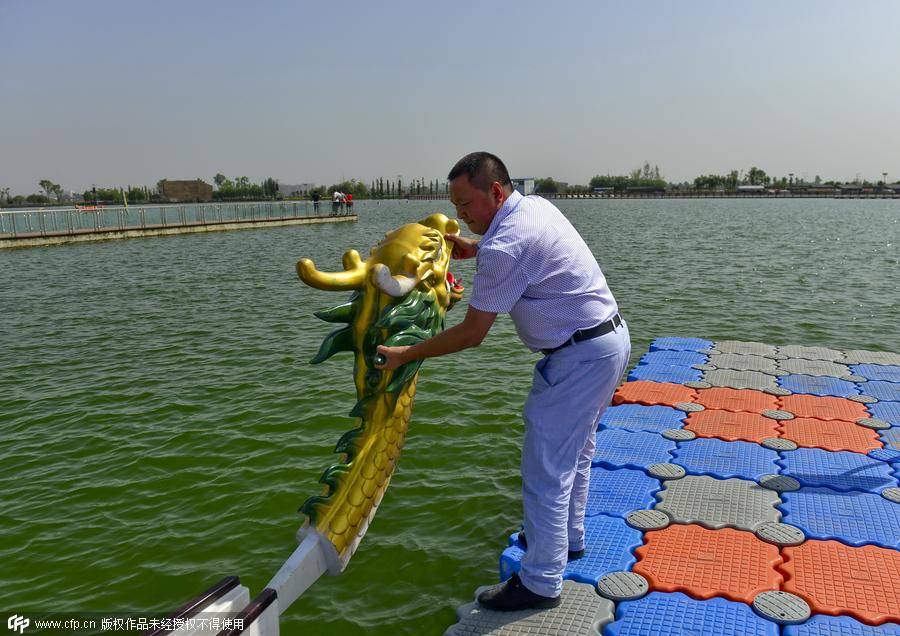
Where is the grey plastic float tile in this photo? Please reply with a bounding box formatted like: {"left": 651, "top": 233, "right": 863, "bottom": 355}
{"left": 445, "top": 580, "right": 614, "bottom": 636}
{"left": 706, "top": 353, "right": 778, "bottom": 373}
{"left": 654, "top": 474, "right": 781, "bottom": 531}
{"left": 702, "top": 369, "right": 779, "bottom": 391}
{"left": 778, "top": 345, "right": 846, "bottom": 362}
{"left": 777, "top": 359, "right": 851, "bottom": 378}
{"left": 714, "top": 340, "right": 779, "bottom": 357}
{"left": 843, "top": 349, "right": 900, "bottom": 366}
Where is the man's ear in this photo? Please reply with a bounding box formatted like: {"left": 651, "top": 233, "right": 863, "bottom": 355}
{"left": 491, "top": 181, "right": 505, "bottom": 206}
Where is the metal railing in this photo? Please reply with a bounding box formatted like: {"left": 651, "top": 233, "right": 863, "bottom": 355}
{"left": 0, "top": 201, "right": 353, "bottom": 239}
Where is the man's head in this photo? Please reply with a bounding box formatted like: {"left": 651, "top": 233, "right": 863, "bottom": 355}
{"left": 447, "top": 152, "right": 514, "bottom": 235}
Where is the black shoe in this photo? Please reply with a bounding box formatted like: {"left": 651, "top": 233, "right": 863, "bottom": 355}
{"left": 477, "top": 573, "right": 562, "bottom": 611}
{"left": 517, "top": 531, "right": 586, "bottom": 561}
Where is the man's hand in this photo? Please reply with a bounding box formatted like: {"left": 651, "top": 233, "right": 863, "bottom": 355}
{"left": 375, "top": 345, "right": 410, "bottom": 371}
{"left": 445, "top": 233, "right": 478, "bottom": 259}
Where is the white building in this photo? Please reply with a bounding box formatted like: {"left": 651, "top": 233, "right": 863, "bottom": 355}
{"left": 512, "top": 177, "right": 535, "bottom": 195}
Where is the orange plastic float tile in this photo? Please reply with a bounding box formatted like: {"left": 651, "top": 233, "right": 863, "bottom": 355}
{"left": 612, "top": 381, "right": 697, "bottom": 407}
{"left": 632, "top": 524, "right": 782, "bottom": 604}
{"left": 780, "top": 417, "right": 884, "bottom": 453}
{"left": 694, "top": 387, "right": 779, "bottom": 413}
{"left": 683, "top": 410, "right": 780, "bottom": 442}
{"left": 781, "top": 540, "right": 900, "bottom": 626}
{"left": 779, "top": 394, "right": 870, "bottom": 421}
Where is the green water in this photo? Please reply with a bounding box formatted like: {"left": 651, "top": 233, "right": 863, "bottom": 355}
{"left": 1, "top": 199, "right": 897, "bottom": 635}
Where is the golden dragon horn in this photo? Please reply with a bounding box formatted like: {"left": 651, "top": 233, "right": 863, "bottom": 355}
{"left": 297, "top": 249, "right": 366, "bottom": 291}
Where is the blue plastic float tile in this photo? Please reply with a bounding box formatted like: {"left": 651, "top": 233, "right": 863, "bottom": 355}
{"left": 499, "top": 514, "right": 644, "bottom": 587}
{"left": 869, "top": 401, "right": 900, "bottom": 425}
{"left": 673, "top": 438, "right": 780, "bottom": 481}
{"left": 649, "top": 337, "right": 714, "bottom": 352}
{"left": 880, "top": 427, "right": 900, "bottom": 450}
{"left": 628, "top": 364, "right": 703, "bottom": 384}
{"left": 778, "top": 447, "right": 898, "bottom": 493}
{"left": 639, "top": 350, "right": 709, "bottom": 367}
{"left": 861, "top": 380, "right": 900, "bottom": 402}
{"left": 850, "top": 364, "right": 900, "bottom": 383}
{"left": 780, "top": 487, "right": 900, "bottom": 549}
{"left": 585, "top": 466, "right": 661, "bottom": 517}
{"left": 606, "top": 591, "right": 778, "bottom": 636}
{"left": 784, "top": 613, "right": 900, "bottom": 635}
{"left": 598, "top": 404, "right": 686, "bottom": 433}
{"left": 868, "top": 447, "right": 900, "bottom": 463}
{"left": 778, "top": 374, "right": 860, "bottom": 398}
{"left": 593, "top": 430, "right": 677, "bottom": 470}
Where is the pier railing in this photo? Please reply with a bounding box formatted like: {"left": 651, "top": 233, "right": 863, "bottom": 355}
{"left": 0, "top": 201, "right": 351, "bottom": 239}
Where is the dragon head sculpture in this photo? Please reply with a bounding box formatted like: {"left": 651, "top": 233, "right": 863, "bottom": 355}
{"left": 295, "top": 212, "right": 463, "bottom": 572}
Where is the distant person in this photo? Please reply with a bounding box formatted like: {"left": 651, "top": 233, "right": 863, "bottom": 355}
{"left": 345, "top": 192, "right": 353, "bottom": 213}
{"left": 312, "top": 192, "right": 320, "bottom": 213}
{"left": 332, "top": 191, "right": 342, "bottom": 215}
{"left": 375, "top": 151, "right": 629, "bottom": 612}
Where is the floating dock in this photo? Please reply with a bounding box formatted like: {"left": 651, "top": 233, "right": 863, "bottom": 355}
{"left": 446, "top": 338, "right": 900, "bottom": 635}
{"left": 0, "top": 202, "right": 355, "bottom": 248}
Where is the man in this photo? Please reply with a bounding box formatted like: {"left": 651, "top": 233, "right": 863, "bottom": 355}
{"left": 376, "top": 152, "right": 630, "bottom": 611}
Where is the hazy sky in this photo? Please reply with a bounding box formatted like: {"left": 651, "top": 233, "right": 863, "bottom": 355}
{"left": 2, "top": 0, "right": 899, "bottom": 195}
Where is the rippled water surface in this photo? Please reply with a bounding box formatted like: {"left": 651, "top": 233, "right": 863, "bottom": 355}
{"left": 1, "top": 199, "right": 897, "bottom": 634}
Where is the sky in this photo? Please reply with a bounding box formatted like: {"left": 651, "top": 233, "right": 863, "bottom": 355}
{"left": 2, "top": 0, "right": 899, "bottom": 195}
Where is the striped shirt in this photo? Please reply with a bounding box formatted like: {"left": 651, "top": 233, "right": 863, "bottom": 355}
{"left": 468, "top": 190, "right": 619, "bottom": 351}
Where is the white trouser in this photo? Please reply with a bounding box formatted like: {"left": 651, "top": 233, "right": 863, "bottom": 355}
{"left": 519, "top": 319, "right": 630, "bottom": 597}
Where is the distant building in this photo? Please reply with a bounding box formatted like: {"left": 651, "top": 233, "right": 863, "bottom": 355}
{"left": 159, "top": 179, "right": 213, "bottom": 202}
{"left": 279, "top": 183, "right": 317, "bottom": 197}
{"left": 512, "top": 177, "right": 535, "bottom": 195}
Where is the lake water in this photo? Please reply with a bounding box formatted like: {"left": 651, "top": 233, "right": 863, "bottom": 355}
{"left": 1, "top": 198, "right": 897, "bottom": 635}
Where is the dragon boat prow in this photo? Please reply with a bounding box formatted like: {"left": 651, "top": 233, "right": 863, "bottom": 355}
{"left": 143, "top": 213, "right": 463, "bottom": 635}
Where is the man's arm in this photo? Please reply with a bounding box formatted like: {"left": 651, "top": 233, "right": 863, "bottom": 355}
{"left": 374, "top": 305, "right": 496, "bottom": 370}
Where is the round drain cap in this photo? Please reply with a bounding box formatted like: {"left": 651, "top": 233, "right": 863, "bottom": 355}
{"left": 597, "top": 572, "right": 649, "bottom": 601}
{"left": 692, "top": 363, "right": 717, "bottom": 371}
{"left": 763, "top": 387, "right": 792, "bottom": 396}
{"left": 762, "top": 409, "right": 795, "bottom": 421}
{"left": 675, "top": 402, "right": 704, "bottom": 413}
{"left": 856, "top": 418, "right": 890, "bottom": 430}
{"left": 848, "top": 394, "right": 878, "bottom": 404}
{"left": 684, "top": 381, "right": 712, "bottom": 389}
{"left": 755, "top": 522, "right": 805, "bottom": 546}
{"left": 882, "top": 488, "right": 900, "bottom": 504}
{"left": 625, "top": 509, "right": 671, "bottom": 531}
{"left": 841, "top": 375, "right": 867, "bottom": 382}
{"left": 662, "top": 429, "right": 696, "bottom": 441}
{"left": 762, "top": 438, "right": 798, "bottom": 451}
{"left": 648, "top": 463, "right": 686, "bottom": 480}
{"left": 752, "top": 591, "right": 811, "bottom": 625}
{"left": 759, "top": 474, "right": 801, "bottom": 492}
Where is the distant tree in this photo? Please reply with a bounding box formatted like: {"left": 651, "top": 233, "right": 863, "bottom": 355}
{"left": 326, "top": 179, "right": 369, "bottom": 199}
{"left": 26, "top": 194, "right": 50, "bottom": 204}
{"left": 534, "top": 177, "right": 559, "bottom": 194}
{"left": 262, "top": 177, "right": 279, "bottom": 198}
{"left": 39, "top": 179, "right": 61, "bottom": 201}
{"left": 0, "top": 187, "right": 10, "bottom": 203}
{"left": 746, "top": 167, "right": 769, "bottom": 186}
{"left": 727, "top": 170, "right": 739, "bottom": 190}
{"left": 214, "top": 173, "right": 227, "bottom": 187}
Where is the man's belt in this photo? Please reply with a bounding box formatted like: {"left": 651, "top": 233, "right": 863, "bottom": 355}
{"left": 541, "top": 314, "right": 623, "bottom": 355}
